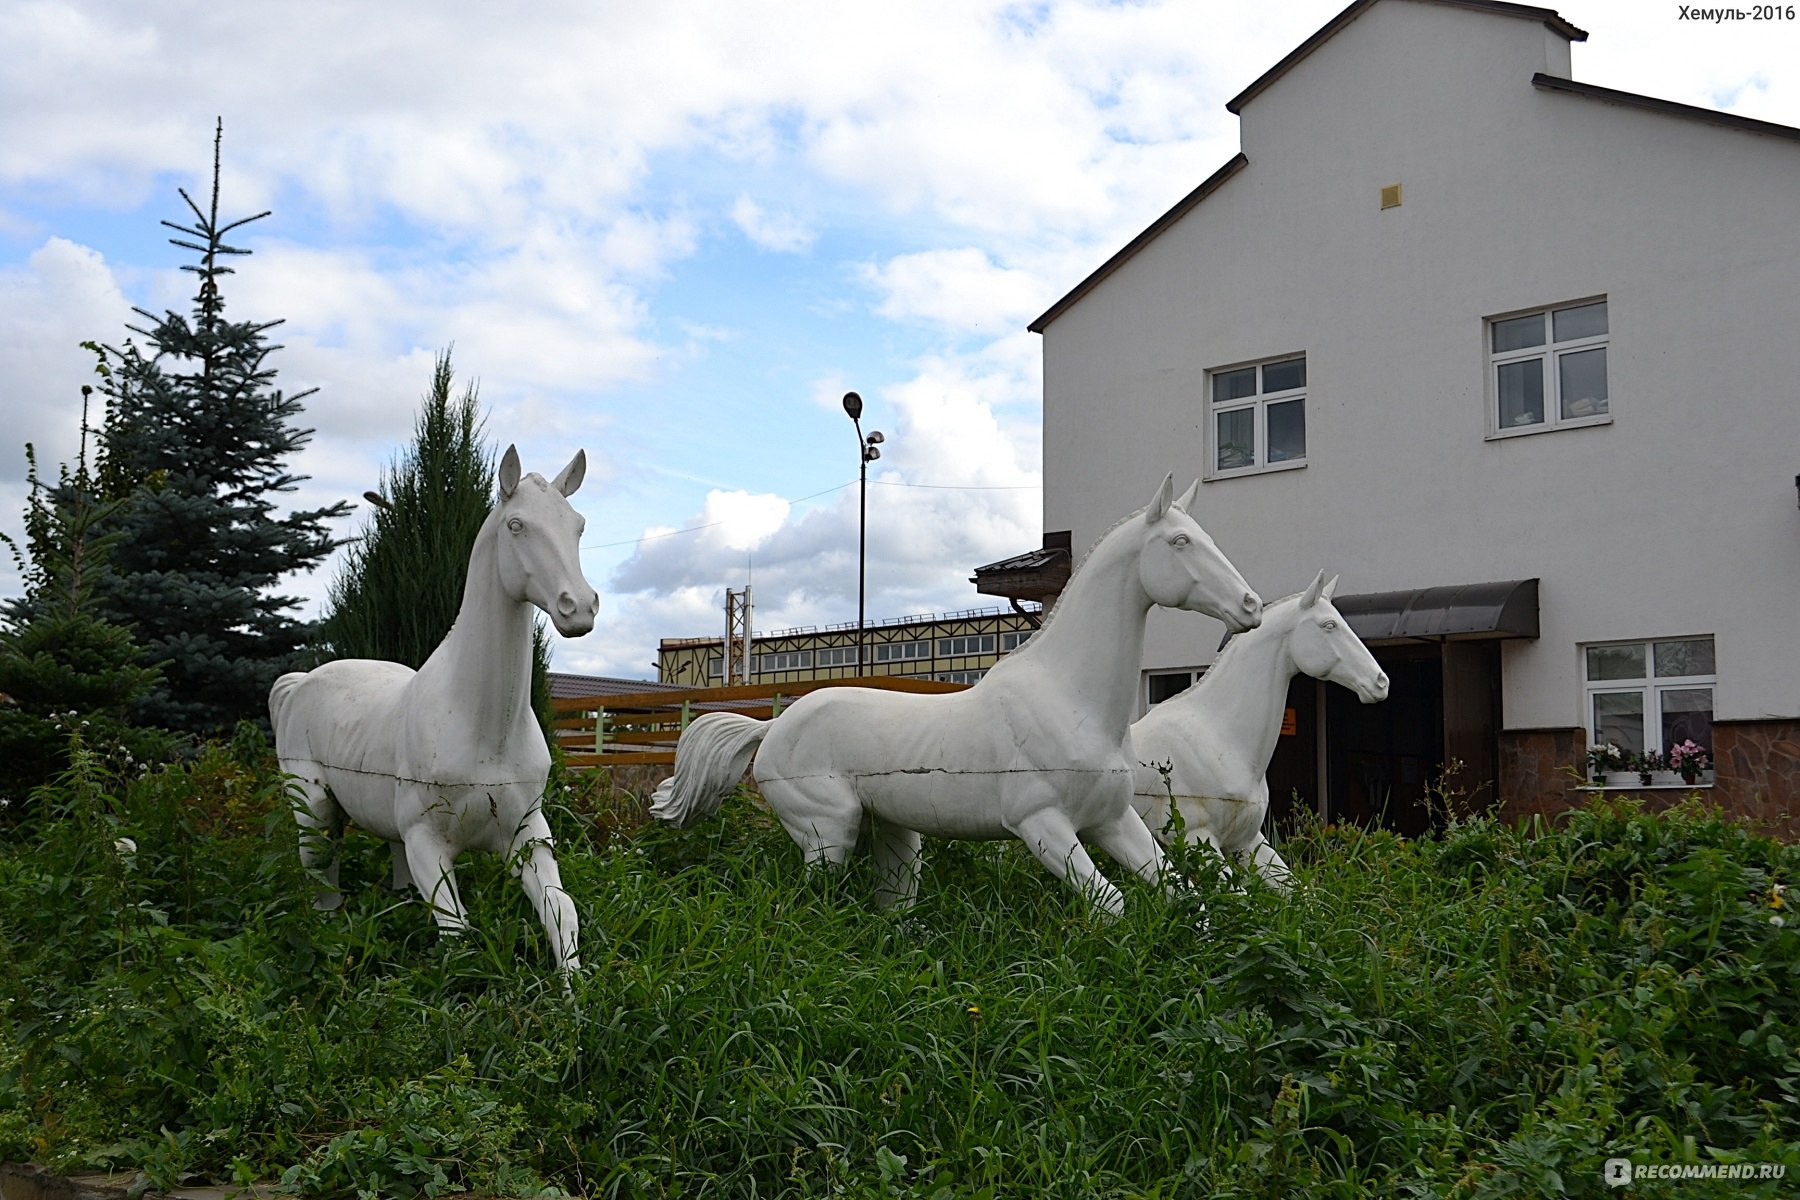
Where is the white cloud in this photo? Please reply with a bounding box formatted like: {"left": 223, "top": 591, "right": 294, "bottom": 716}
{"left": 863, "top": 247, "right": 1047, "bottom": 335}
{"left": 730, "top": 195, "right": 815, "bottom": 253}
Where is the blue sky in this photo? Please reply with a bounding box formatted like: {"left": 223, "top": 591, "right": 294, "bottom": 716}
{"left": 3, "top": 0, "right": 1795, "bottom": 678}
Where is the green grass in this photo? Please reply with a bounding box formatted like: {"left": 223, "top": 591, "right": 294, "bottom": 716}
{"left": 1, "top": 731, "right": 1796, "bottom": 1198}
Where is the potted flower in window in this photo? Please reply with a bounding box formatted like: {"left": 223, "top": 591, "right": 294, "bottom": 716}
{"left": 1586, "top": 742, "right": 1623, "bottom": 787}
{"left": 1632, "top": 749, "right": 1663, "bottom": 787}
{"left": 1667, "top": 740, "right": 1711, "bottom": 786}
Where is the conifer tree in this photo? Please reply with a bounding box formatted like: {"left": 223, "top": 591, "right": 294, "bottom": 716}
{"left": 92, "top": 120, "right": 349, "bottom": 735}
{"left": 320, "top": 349, "right": 553, "bottom": 729}
{"left": 0, "top": 379, "right": 170, "bottom": 808}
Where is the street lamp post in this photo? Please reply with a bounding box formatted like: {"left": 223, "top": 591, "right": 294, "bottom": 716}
{"left": 842, "top": 391, "right": 883, "bottom": 676}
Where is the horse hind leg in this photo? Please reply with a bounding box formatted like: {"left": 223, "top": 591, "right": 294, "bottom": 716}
{"left": 1241, "top": 833, "right": 1294, "bottom": 895}
{"left": 763, "top": 778, "right": 862, "bottom": 880}
{"left": 1090, "top": 807, "right": 1180, "bottom": 901}
{"left": 870, "top": 818, "right": 923, "bottom": 911}
{"left": 283, "top": 764, "right": 343, "bottom": 911}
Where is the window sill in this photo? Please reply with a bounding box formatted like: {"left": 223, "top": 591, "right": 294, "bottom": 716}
{"left": 1486, "top": 415, "right": 1612, "bottom": 442}
{"left": 1205, "top": 459, "right": 1307, "bottom": 483}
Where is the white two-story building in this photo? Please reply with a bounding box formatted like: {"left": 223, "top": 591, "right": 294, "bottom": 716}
{"left": 1031, "top": 0, "right": 1800, "bottom": 833}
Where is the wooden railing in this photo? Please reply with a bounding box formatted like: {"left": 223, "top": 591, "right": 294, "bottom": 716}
{"left": 552, "top": 676, "right": 970, "bottom": 768}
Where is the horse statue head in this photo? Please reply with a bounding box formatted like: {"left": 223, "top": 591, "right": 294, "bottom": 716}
{"left": 495, "top": 444, "right": 599, "bottom": 637}
{"left": 1136, "top": 474, "right": 1262, "bottom": 634}
{"left": 1286, "top": 570, "right": 1387, "bottom": 703}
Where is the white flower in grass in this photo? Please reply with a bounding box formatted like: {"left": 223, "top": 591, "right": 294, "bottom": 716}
{"left": 114, "top": 836, "right": 137, "bottom": 857}
{"left": 1772, "top": 914, "right": 1786, "bottom": 928}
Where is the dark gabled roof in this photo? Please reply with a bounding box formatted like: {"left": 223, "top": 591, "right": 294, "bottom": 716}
{"left": 1226, "top": 0, "right": 1585, "bottom": 115}
{"left": 1027, "top": 153, "right": 1246, "bottom": 334}
{"left": 1531, "top": 73, "right": 1800, "bottom": 144}
{"left": 547, "top": 672, "right": 685, "bottom": 700}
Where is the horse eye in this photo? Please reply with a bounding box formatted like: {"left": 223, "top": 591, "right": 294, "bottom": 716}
{"left": 507, "top": 517, "right": 524, "bottom": 533}
{"left": 1323, "top": 619, "right": 1337, "bottom": 630}
{"left": 1171, "top": 533, "right": 1190, "bottom": 547}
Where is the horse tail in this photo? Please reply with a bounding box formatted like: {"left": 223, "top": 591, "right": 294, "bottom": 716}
{"left": 649, "top": 712, "right": 770, "bottom": 828}
{"left": 268, "top": 671, "right": 309, "bottom": 736}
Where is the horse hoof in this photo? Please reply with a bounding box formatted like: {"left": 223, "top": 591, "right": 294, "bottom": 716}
{"left": 312, "top": 892, "right": 343, "bottom": 912}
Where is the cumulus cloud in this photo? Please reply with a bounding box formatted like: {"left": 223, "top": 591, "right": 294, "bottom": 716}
{"left": 730, "top": 195, "right": 815, "bottom": 253}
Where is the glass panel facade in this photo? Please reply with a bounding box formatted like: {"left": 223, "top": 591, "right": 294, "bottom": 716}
{"left": 1558, "top": 347, "right": 1608, "bottom": 418}
{"left": 1654, "top": 638, "right": 1715, "bottom": 678}
{"left": 1593, "top": 691, "right": 1646, "bottom": 753}
{"left": 1216, "top": 408, "right": 1255, "bottom": 470}
{"left": 1262, "top": 357, "right": 1306, "bottom": 392}
{"left": 1660, "top": 688, "right": 1714, "bottom": 748}
{"left": 1587, "top": 644, "right": 1646, "bottom": 680}
{"left": 1497, "top": 360, "right": 1544, "bottom": 427}
{"left": 1267, "top": 399, "right": 1306, "bottom": 462}
{"left": 1492, "top": 313, "right": 1545, "bottom": 353}
{"left": 1553, "top": 300, "right": 1607, "bottom": 341}
{"left": 1212, "top": 367, "right": 1256, "bottom": 402}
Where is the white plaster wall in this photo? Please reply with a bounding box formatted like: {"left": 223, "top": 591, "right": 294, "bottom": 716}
{"left": 1041, "top": 0, "right": 1800, "bottom": 729}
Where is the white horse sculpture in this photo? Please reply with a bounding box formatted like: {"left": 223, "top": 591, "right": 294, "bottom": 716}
{"left": 270, "top": 445, "right": 599, "bottom": 974}
{"left": 650, "top": 474, "right": 1263, "bottom": 919}
{"left": 1130, "top": 571, "right": 1387, "bottom": 893}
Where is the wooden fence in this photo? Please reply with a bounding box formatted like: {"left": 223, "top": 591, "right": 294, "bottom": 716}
{"left": 552, "top": 676, "right": 969, "bottom": 769}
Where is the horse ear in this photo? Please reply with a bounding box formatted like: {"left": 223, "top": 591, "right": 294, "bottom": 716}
{"left": 1322, "top": 574, "right": 1340, "bottom": 603}
{"left": 1174, "top": 478, "right": 1200, "bottom": 514}
{"left": 1146, "top": 472, "right": 1175, "bottom": 523}
{"left": 1300, "top": 569, "right": 1327, "bottom": 609}
{"left": 499, "top": 444, "right": 521, "bottom": 498}
{"left": 552, "top": 449, "right": 586, "bottom": 497}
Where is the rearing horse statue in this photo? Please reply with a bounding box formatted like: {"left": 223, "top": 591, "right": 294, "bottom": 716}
{"left": 651, "top": 474, "right": 1263, "bottom": 919}
{"left": 270, "top": 445, "right": 598, "bottom": 974}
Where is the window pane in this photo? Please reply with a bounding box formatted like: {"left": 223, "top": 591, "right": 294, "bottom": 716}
{"left": 1660, "top": 688, "right": 1714, "bottom": 749}
{"left": 1147, "top": 673, "right": 1192, "bottom": 705}
{"left": 1553, "top": 301, "right": 1607, "bottom": 342}
{"left": 1216, "top": 408, "right": 1255, "bottom": 471}
{"left": 1654, "top": 637, "right": 1715, "bottom": 677}
{"left": 1213, "top": 367, "right": 1256, "bottom": 403}
{"left": 1587, "top": 643, "right": 1646, "bottom": 680}
{"left": 1497, "top": 359, "right": 1544, "bottom": 427}
{"left": 1492, "top": 313, "right": 1545, "bottom": 353}
{"left": 1593, "top": 691, "right": 1645, "bottom": 753}
{"left": 1267, "top": 399, "right": 1306, "bottom": 462}
{"left": 1262, "top": 357, "right": 1306, "bottom": 393}
{"left": 1558, "top": 347, "right": 1608, "bottom": 419}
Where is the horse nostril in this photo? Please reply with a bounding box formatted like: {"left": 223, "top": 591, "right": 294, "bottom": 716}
{"left": 1242, "top": 592, "right": 1260, "bottom": 613}
{"left": 557, "top": 592, "right": 578, "bottom": 618}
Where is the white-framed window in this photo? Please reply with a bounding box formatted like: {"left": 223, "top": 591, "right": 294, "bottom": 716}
{"left": 874, "top": 640, "right": 931, "bottom": 663}
{"left": 937, "top": 669, "right": 986, "bottom": 685}
{"left": 1001, "top": 630, "right": 1033, "bottom": 652}
{"left": 1208, "top": 354, "right": 1306, "bottom": 477}
{"left": 938, "top": 634, "right": 996, "bottom": 657}
{"left": 817, "top": 646, "right": 860, "bottom": 668}
{"left": 1146, "top": 670, "right": 1198, "bottom": 706}
{"left": 1488, "top": 299, "right": 1609, "bottom": 436}
{"left": 757, "top": 650, "right": 811, "bottom": 673}
{"left": 707, "top": 656, "right": 724, "bottom": 678}
{"left": 1584, "top": 636, "right": 1714, "bottom": 757}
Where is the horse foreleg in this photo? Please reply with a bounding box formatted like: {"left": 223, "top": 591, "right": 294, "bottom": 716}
{"left": 511, "top": 825, "right": 581, "bottom": 975}
{"left": 1242, "top": 833, "right": 1294, "bottom": 895}
{"left": 284, "top": 767, "right": 342, "bottom": 911}
{"left": 870, "top": 819, "right": 923, "bottom": 911}
{"left": 401, "top": 827, "right": 469, "bottom": 935}
{"left": 1011, "top": 807, "right": 1124, "bottom": 920}
{"left": 1090, "top": 807, "right": 1179, "bottom": 901}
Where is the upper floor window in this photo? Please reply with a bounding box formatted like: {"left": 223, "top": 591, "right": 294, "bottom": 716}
{"left": 1489, "top": 300, "right": 1609, "bottom": 436}
{"left": 1001, "top": 630, "right": 1033, "bottom": 652}
{"left": 938, "top": 634, "right": 996, "bottom": 657}
{"left": 874, "top": 639, "right": 931, "bottom": 663}
{"left": 1585, "top": 636, "right": 1713, "bottom": 760}
{"left": 757, "top": 650, "right": 811, "bottom": 673}
{"left": 817, "top": 646, "right": 861, "bottom": 668}
{"left": 1209, "top": 355, "right": 1306, "bottom": 477}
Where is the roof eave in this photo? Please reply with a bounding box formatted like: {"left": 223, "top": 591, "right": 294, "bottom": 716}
{"left": 1531, "top": 72, "right": 1800, "bottom": 143}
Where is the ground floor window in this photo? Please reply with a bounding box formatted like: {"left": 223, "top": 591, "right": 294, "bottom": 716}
{"left": 1584, "top": 636, "right": 1714, "bottom": 761}
{"left": 1146, "top": 671, "right": 1198, "bottom": 706}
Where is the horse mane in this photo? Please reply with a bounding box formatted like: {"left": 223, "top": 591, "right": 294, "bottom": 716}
{"left": 999, "top": 502, "right": 1151, "bottom": 664}
{"left": 1185, "top": 589, "right": 1306, "bottom": 696}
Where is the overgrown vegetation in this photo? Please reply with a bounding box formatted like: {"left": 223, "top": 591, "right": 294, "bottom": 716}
{"left": 1, "top": 746, "right": 1794, "bottom": 1198}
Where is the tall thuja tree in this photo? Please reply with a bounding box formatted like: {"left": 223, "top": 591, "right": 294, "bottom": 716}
{"left": 320, "top": 349, "right": 552, "bottom": 729}
{"left": 92, "top": 122, "right": 349, "bottom": 736}
{"left": 0, "top": 378, "right": 170, "bottom": 808}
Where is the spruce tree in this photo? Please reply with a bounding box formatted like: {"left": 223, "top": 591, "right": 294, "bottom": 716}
{"left": 92, "top": 121, "right": 349, "bottom": 735}
{"left": 320, "top": 349, "right": 553, "bottom": 729}
{"left": 0, "top": 380, "right": 170, "bottom": 808}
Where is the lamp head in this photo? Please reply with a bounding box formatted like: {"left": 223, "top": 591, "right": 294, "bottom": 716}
{"left": 842, "top": 391, "right": 863, "bottom": 421}
{"left": 866, "top": 430, "right": 884, "bottom": 444}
